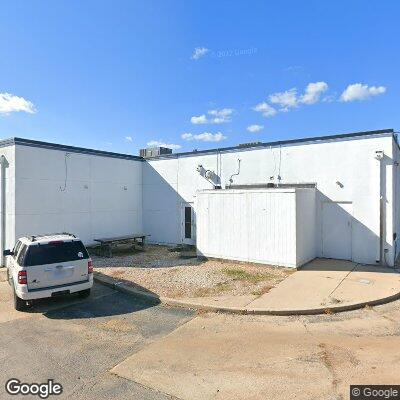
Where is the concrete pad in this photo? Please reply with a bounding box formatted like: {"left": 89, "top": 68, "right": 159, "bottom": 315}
{"left": 112, "top": 316, "right": 333, "bottom": 400}
{"left": 246, "top": 259, "right": 400, "bottom": 314}
{"left": 298, "top": 258, "right": 356, "bottom": 275}
{"left": 248, "top": 271, "right": 343, "bottom": 311}
{"left": 176, "top": 295, "right": 257, "bottom": 309}
{"left": 332, "top": 274, "right": 400, "bottom": 304}
{"left": 111, "top": 312, "right": 400, "bottom": 400}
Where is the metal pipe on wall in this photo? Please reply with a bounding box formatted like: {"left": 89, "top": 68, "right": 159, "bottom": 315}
{"left": 375, "top": 150, "right": 385, "bottom": 265}
{"left": 0, "top": 155, "right": 7, "bottom": 266}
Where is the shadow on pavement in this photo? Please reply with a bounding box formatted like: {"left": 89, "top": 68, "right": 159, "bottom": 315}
{"left": 29, "top": 281, "right": 161, "bottom": 320}
{"left": 299, "top": 258, "right": 399, "bottom": 273}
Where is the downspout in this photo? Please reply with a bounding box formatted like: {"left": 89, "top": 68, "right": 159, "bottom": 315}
{"left": 0, "top": 155, "right": 7, "bottom": 266}
{"left": 375, "top": 150, "right": 385, "bottom": 265}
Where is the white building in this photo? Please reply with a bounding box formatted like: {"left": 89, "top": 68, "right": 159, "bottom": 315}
{"left": 0, "top": 129, "right": 398, "bottom": 268}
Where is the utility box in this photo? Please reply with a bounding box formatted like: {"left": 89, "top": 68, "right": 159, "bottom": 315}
{"left": 139, "top": 147, "right": 172, "bottom": 158}
{"left": 196, "top": 188, "right": 316, "bottom": 268}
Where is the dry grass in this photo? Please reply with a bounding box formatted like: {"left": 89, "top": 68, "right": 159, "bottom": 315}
{"left": 222, "top": 267, "right": 275, "bottom": 284}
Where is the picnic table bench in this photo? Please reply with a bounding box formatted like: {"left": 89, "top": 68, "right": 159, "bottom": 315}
{"left": 94, "top": 234, "right": 150, "bottom": 258}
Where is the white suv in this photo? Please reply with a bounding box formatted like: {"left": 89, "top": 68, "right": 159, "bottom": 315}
{"left": 4, "top": 233, "right": 93, "bottom": 311}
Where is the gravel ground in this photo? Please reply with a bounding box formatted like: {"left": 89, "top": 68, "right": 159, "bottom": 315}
{"left": 92, "top": 245, "right": 294, "bottom": 298}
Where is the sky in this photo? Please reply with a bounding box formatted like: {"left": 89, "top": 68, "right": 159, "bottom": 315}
{"left": 0, "top": 0, "right": 399, "bottom": 155}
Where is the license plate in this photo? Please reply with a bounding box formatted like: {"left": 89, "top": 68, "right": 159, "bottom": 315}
{"left": 51, "top": 290, "right": 70, "bottom": 297}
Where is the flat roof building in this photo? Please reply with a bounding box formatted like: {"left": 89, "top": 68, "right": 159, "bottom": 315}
{"left": 0, "top": 128, "right": 398, "bottom": 267}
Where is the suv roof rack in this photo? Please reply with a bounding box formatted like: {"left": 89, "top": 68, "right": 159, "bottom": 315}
{"left": 28, "top": 232, "right": 76, "bottom": 242}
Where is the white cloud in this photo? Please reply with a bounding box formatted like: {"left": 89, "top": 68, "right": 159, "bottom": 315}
{"left": 147, "top": 140, "right": 182, "bottom": 150}
{"left": 254, "top": 81, "right": 329, "bottom": 117}
{"left": 125, "top": 136, "right": 133, "bottom": 142}
{"left": 181, "top": 132, "right": 227, "bottom": 142}
{"left": 269, "top": 88, "right": 298, "bottom": 111}
{"left": 181, "top": 133, "right": 193, "bottom": 140}
{"left": 191, "top": 114, "right": 208, "bottom": 124}
{"left": 253, "top": 102, "right": 277, "bottom": 117}
{"left": 300, "top": 81, "right": 328, "bottom": 104}
{"left": 0, "top": 92, "right": 36, "bottom": 115}
{"left": 247, "top": 124, "right": 264, "bottom": 133}
{"left": 191, "top": 47, "right": 209, "bottom": 60}
{"left": 190, "top": 108, "right": 234, "bottom": 124}
{"left": 340, "top": 83, "right": 386, "bottom": 102}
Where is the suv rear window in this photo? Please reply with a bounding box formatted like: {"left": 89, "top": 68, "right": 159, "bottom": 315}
{"left": 24, "top": 241, "right": 89, "bottom": 266}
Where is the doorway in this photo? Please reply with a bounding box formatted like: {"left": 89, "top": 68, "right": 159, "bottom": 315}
{"left": 181, "top": 202, "right": 195, "bottom": 245}
{"left": 322, "top": 201, "right": 353, "bottom": 260}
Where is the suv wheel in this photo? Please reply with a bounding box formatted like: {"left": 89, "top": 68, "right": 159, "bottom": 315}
{"left": 78, "top": 289, "right": 91, "bottom": 298}
{"left": 13, "top": 289, "right": 26, "bottom": 311}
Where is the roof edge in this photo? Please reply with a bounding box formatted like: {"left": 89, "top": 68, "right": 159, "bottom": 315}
{"left": 0, "top": 137, "right": 144, "bottom": 161}
{"left": 0, "top": 128, "right": 394, "bottom": 161}
{"left": 148, "top": 128, "right": 394, "bottom": 160}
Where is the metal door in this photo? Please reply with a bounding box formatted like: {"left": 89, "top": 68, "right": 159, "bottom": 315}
{"left": 322, "top": 201, "right": 352, "bottom": 260}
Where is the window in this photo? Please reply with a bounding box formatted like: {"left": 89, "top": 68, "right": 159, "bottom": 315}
{"left": 185, "top": 206, "right": 192, "bottom": 239}
{"left": 13, "top": 241, "right": 22, "bottom": 258}
{"left": 24, "top": 241, "right": 89, "bottom": 267}
{"left": 17, "top": 245, "right": 27, "bottom": 265}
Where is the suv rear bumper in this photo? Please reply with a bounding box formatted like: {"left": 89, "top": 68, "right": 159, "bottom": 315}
{"left": 16, "top": 276, "right": 93, "bottom": 300}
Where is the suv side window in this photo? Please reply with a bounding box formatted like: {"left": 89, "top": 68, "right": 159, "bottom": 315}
{"left": 13, "top": 241, "right": 22, "bottom": 258}
{"left": 17, "top": 245, "right": 27, "bottom": 266}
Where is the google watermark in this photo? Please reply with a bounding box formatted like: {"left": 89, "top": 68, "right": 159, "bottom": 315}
{"left": 5, "top": 378, "right": 63, "bottom": 399}
{"left": 210, "top": 47, "right": 258, "bottom": 58}
{"left": 351, "top": 385, "right": 400, "bottom": 400}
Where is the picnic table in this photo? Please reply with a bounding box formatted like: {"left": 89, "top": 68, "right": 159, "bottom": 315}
{"left": 94, "top": 234, "right": 150, "bottom": 258}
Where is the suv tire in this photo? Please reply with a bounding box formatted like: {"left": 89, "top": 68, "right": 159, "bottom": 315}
{"left": 13, "top": 288, "right": 26, "bottom": 311}
{"left": 78, "top": 289, "right": 91, "bottom": 298}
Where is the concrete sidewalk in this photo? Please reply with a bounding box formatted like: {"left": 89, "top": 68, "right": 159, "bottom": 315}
{"left": 111, "top": 305, "right": 400, "bottom": 400}
{"left": 246, "top": 259, "right": 400, "bottom": 314}
{"left": 95, "top": 259, "right": 400, "bottom": 315}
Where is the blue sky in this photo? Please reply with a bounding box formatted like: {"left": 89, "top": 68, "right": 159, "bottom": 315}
{"left": 0, "top": 1, "right": 398, "bottom": 155}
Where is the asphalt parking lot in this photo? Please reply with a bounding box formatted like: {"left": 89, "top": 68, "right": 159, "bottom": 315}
{"left": 2, "top": 277, "right": 400, "bottom": 400}
{"left": 0, "top": 280, "right": 193, "bottom": 400}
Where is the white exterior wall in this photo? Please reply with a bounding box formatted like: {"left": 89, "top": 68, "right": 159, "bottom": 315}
{"left": 296, "top": 188, "right": 316, "bottom": 266}
{"left": 196, "top": 188, "right": 316, "bottom": 267}
{"left": 0, "top": 131, "right": 396, "bottom": 267}
{"left": 143, "top": 155, "right": 217, "bottom": 244}
{"left": 196, "top": 189, "right": 297, "bottom": 267}
{"left": 144, "top": 133, "right": 395, "bottom": 266}
{"left": 0, "top": 144, "right": 16, "bottom": 265}
{"left": 13, "top": 145, "right": 143, "bottom": 246}
{"left": 392, "top": 140, "right": 400, "bottom": 263}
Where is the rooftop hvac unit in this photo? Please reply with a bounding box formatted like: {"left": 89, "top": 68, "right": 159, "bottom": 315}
{"left": 139, "top": 147, "right": 173, "bottom": 158}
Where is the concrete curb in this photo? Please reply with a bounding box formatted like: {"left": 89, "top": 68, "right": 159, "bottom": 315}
{"left": 93, "top": 272, "right": 400, "bottom": 316}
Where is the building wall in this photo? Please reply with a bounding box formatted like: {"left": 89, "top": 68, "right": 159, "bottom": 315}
{"left": 196, "top": 189, "right": 298, "bottom": 267}
{"left": 14, "top": 145, "right": 143, "bottom": 246}
{"left": 144, "top": 133, "right": 395, "bottom": 266}
{"left": 296, "top": 188, "right": 317, "bottom": 266}
{"left": 0, "top": 144, "right": 16, "bottom": 265}
{"left": 392, "top": 139, "right": 400, "bottom": 263}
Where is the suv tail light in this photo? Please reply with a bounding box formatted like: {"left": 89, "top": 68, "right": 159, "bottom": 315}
{"left": 88, "top": 260, "right": 93, "bottom": 274}
{"left": 18, "top": 270, "right": 27, "bottom": 285}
